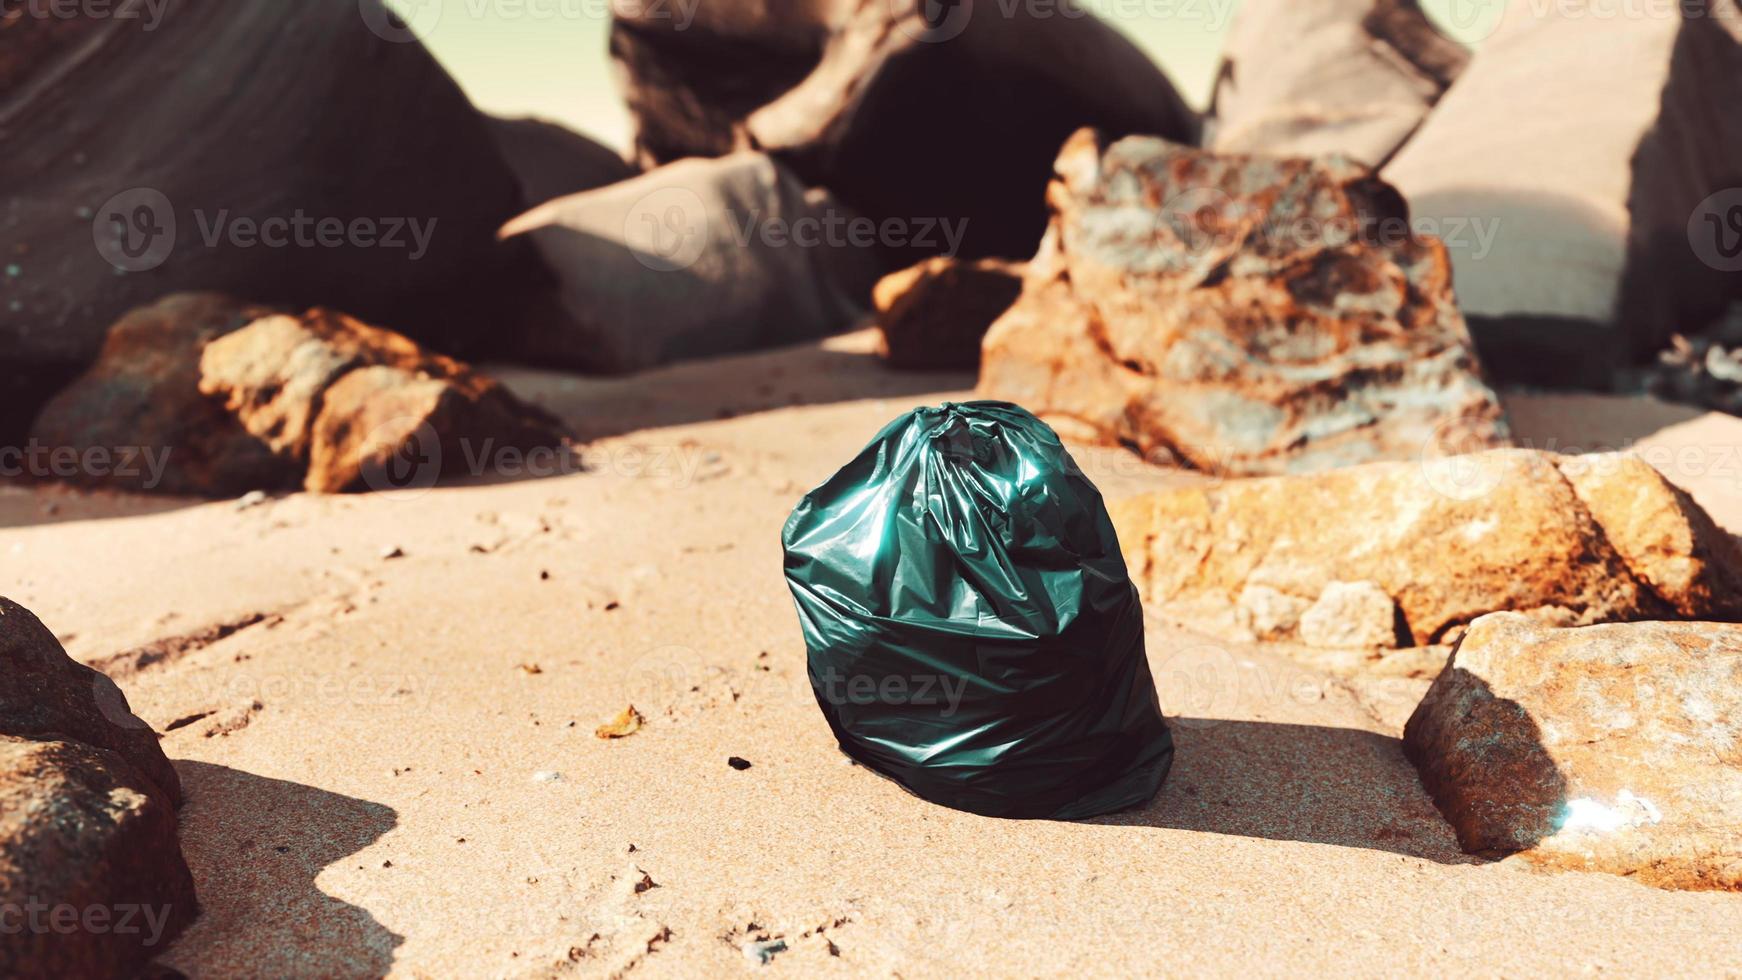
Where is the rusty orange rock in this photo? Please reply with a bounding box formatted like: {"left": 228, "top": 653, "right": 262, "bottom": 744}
{"left": 1404, "top": 613, "right": 1742, "bottom": 890}
{"left": 199, "top": 308, "right": 570, "bottom": 494}
{"left": 1110, "top": 449, "right": 1742, "bottom": 654}
{"left": 979, "top": 128, "right": 1509, "bottom": 476}
{"left": 874, "top": 257, "right": 1024, "bottom": 371}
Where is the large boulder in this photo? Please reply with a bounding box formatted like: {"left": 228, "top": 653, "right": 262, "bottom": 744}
{"left": 1207, "top": 0, "right": 1469, "bottom": 166}
{"left": 0, "top": 596, "right": 180, "bottom": 804}
{"left": 0, "top": 1, "right": 532, "bottom": 438}
{"left": 1109, "top": 450, "right": 1742, "bottom": 654}
{"left": 979, "top": 129, "right": 1508, "bottom": 476}
{"left": 0, "top": 736, "right": 198, "bottom": 977}
{"left": 611, "top": 0, "right": 1197, "bottom": 263}
{"left": 30, "top": 294, "right": 298, "bottom": 496}
{"left": 501, "top": 153, "right": 881, "bottom": 372}
{"left": 1404, "top": 614, "right": 1742, "bottom": 890}
{"left": 487, "top": 116, "right": 637, "bottom": 210}
{"left": 873, "top": 257, "right": 1023, "bottom": 371}
{"left": 1383, "top": 2, "right": 1742, "bottom": 386}
{"left": 199, "top": 307, "right": 571, "bottom": 494}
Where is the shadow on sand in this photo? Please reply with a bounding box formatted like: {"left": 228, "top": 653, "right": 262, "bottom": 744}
{"left": 154, "top": 762, "right": 402, "bottom": 976}
{"left": 1092, "top": 718, "right": 1479, "bottom": 865}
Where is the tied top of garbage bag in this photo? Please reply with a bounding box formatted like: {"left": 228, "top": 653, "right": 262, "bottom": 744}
{"left": 782, "top": 401, "right": 1172, "bottom": 819}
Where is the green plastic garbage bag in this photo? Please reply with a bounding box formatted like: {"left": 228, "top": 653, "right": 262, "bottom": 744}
{"left": 781, "top": 401, "right": 1173, "bottom": 819}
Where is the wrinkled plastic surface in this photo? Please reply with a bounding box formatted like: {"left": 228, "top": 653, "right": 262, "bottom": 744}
{"left": 781, "top": 402, "right": 1173, "bottom": 819}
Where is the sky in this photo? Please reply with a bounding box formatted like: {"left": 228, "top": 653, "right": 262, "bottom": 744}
{"left": 390, "top": 0, "right": 1491, "bottom": 151}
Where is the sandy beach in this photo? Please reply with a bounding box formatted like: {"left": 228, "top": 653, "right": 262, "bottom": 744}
{"left": 3, "top": 330, "right": 1739, "bottom": 976}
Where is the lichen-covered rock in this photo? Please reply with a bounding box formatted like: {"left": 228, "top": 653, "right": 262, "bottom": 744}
{"left": 1207, "top": 0, "right": 1468, "bottom": 165}
{"left": 0, "top": 735, "right": 198, "bottom": 977}
{"left": 0, "top": 1, "right": 532, "bottom": 438}
{"left": 874, "top": 258, "right": 1024, "bottom": 371}
{"left": 29, "top": 294, "right": 299, "bottom": 497}
{"left": 0, "top": 597, "right": 180, "bottom": 805}
{"left": 1109, "top": 450, "right": 1742, "bottom": 653}
{"left": 1403, "top": 614, "right": 1742, "bottom": 890}
{"left": 979, "top": 129, "right": 1508, "bottom": 476}
{"left": 500, "top": 153, "right": 881, "bottom": 373}
{"left": 612, "top": 0, "right": 1197, "bottom": 262}
{"left": 1383, "top": 3, "right": 1742, "bottom": 385}
{"left": 198, "top": 308, "right": 570, "bottom": 494}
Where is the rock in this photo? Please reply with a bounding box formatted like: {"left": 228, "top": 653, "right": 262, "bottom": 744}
{"left": 874, "top": 257, "right": 1024, "bottom": 371}
{"left": 0, "top": 596, "right": 180, "bottom": 805}
{"left": 978, "top": 129, "right": 1509, "bottom": 476}
{"left": 1207, "top": 0, "right": 1469, "bottom": 165}
{"left": 1298, "top": 581, "right": 1400, "bottom": 649}
{"left": 198, "top": 308, "right": 571, "bottom": 494}
{"left": 1403, "top": 614, "right": 1742, "bottom": 890}
{"left": 0, "top": 2, "right": 532, "bottom": 439}
{"left": 29, "top": 294, "right": 300, "bottom": 497}
{"left": 0, "top": 735, "right": 199, "bottom": 978}
{"left": 1383, "top": 3, "right": 1742, "bottom": 386}
{"left": 612, "top": 0, "right": 1197, "bottom": 262}
{"left": 487, "top": 116, "right": 637, "bottom": 210}
{"left": 500, "top": 153, "right": 881, "bottom": 373}
{"left": 1109, "top": 449, "right": 1742, "bottom": 653}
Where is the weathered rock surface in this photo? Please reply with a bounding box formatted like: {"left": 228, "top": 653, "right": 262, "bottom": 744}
{"left": 0, "top": 1, "right": 532, "bottom": 439}
{"left": 0, "top": 596, "right": 181, "bottom": 805}
{"left": 1404, "top": 614, "right": 1742, "bottom": 890}
{"left": 1207, "top": 0, "right": 1468, "bottom": 166}
{"left": 0, "top": 735, "right": 199, "bottom": 978}
{"left": 30, "top": 294, "right": 299, "bottom": 496}
{"left": 979, "top": 129, "right": 1508, "bottom": 475}
{"left": 501, "top": 152, "right": 881, "bottom": 373}
{"left": 612, "top": 0, "right": 1197, "bottom": 262}
{"left": 1109, "top": 449, "right": 1742, "bottom": 654}
{"left": 487, "top": 116, "right": 637, "bottom": 210}
{"left": 874, "top": 257, "right": 1023, "bottom": 371}
{"left": 1383, "top": 2, "right": 1742, "bottom": 385}
{"left": 199, "top": 308, "right": 570, "bottom": 494}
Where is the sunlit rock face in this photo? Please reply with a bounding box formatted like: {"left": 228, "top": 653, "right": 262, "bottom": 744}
{"left": 1383, "top": 2, "right": 1742, "bottom": 386}
{"left": 1107, "top": 450, "right": 1742, "bottom": 664}
{"left": 1404, "top": 614, "right": 1742, "bottom": 891}
{"left": 1206, "top": 0, "right": 1469, "bottom": 166}
{"left": 979, "top": 129, "right": 1508, "bottom": 478}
